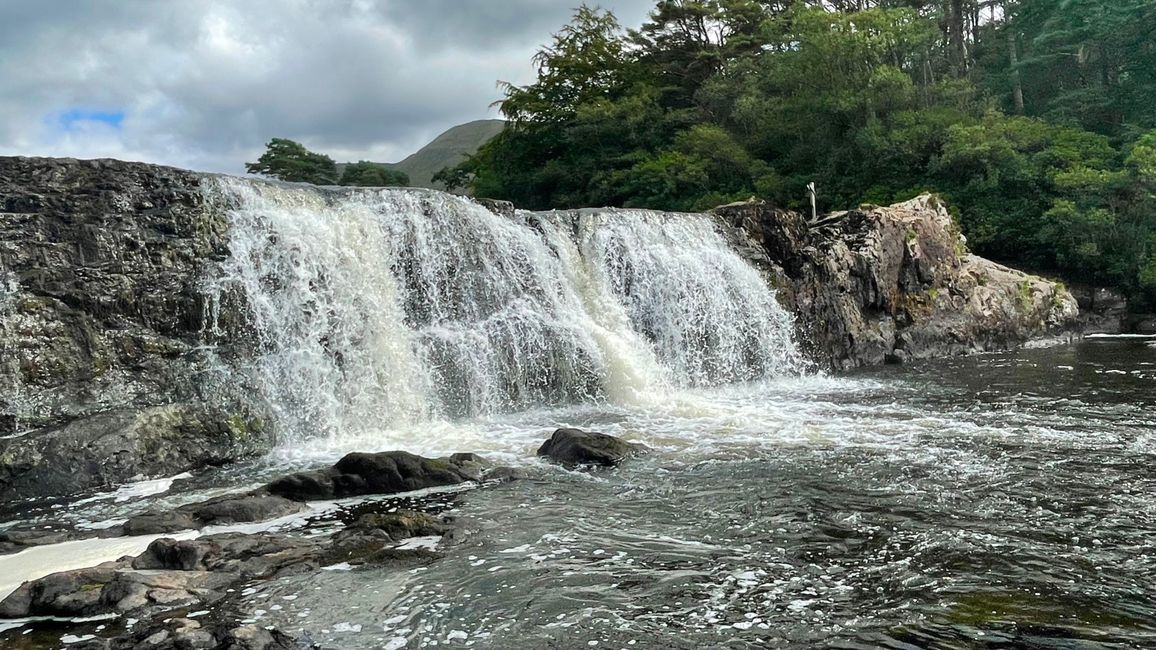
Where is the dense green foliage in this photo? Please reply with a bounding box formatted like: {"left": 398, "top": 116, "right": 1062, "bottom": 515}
{"left": 448, "top": 0, "right": 1156, "bottom": 305}
{"left": 245, "top": 138, "right": 339, "bottom": 185}
{"left": 246, "top": 139, "right": 411, "bottom": 188}
{"left": 339, "top": 161, "right": 409, "bottom": 187}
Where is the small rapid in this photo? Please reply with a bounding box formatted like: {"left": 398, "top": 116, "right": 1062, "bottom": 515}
{"left": 202, "top": 179, "right": 803, "bottom": 453}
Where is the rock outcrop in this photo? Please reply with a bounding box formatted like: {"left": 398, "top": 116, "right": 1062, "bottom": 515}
{"left": 715, "top": 195, "right": 1080, "bottom": 368}
{"left": 537, "top": 427, "right": 648, "bottom": 467}
{"left": 0, "top": 500, "right": 452, "bottom": 648}
{"left": 0, "top": 157, "right": 263, "bottom": 501}
{"left": 266, "top": 450, "right": 483, "bottom": 501}
{"left": 1071, "top": 286, "right": 1129, "bottom": 334}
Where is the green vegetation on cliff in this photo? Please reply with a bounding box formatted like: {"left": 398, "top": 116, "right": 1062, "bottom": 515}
{"left": 443, "top": 0, "right": 1156, "bottom": 307}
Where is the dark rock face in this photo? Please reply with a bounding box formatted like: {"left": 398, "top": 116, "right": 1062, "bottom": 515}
{"left": 474, "top": 197, "right": 516, "bottom": 218}
{"left": 537, "top": 427, "right": 648, "bottom": 467}
{"left": 1133, "top": 315, "right": 1156, "bottom": 334}
{"left": 1071, "top": 286, "right": 1129, "bottom": 334}
{"left": 714, "top": 196, "right": 1081, "bottom": 369}
{"left": 0, "top": 405, "right": 258, "bottom": 502}
{"left": 0, "top": 157, "right": 267, "bottom": 500}
{"left": 266, "top": 451, "right": 481, "bottom": 501}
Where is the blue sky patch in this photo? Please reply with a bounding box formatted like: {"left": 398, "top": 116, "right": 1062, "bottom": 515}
{"left": 54, "top": 108, "right": 125, "bottom": 131}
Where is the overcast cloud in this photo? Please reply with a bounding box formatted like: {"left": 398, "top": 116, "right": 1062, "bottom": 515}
{"left": 0, "top": 0, "right": 655, "bottom": 173}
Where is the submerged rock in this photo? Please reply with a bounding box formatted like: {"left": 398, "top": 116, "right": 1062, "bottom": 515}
{"left": 537, "top": 427, "right": 648, "bottom": 467}
{"left": 266, "top": 450, "right": 480, "bottom": 501}
{"left": 715, "top": 195, "right": 1081, "bottom": 368}
{"left": 123, "top": 492, "right": 307, "bottom": 535}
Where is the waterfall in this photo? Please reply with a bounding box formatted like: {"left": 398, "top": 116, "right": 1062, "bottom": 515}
{"left": 203, "top": 178, "right": 802, "bottom": 445}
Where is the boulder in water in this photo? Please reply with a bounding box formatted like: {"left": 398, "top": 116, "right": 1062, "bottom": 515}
{"left": 266, "top": 451, "right": 481, "bottom": 501}
{"left": 537, "top": 428, "right": 648, "bottom": 467}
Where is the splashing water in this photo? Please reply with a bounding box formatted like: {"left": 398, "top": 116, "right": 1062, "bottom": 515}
{"left": 203, "top": 179, "right": 802, "bottom": 448}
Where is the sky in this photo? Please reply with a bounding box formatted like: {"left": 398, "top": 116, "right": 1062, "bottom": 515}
{"left": 0, "top": 0, "right": 655, "bottom": 174}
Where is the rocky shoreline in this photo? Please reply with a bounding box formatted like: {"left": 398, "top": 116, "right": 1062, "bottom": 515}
{"left": 0, "top": 429, "right": 639, "bottom": 649}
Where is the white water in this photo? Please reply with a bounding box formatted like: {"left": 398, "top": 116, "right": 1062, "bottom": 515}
{"left": 204, "top": 180, "right": 803, "bottom": 453}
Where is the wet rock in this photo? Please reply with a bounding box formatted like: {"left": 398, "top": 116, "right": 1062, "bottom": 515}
{"left": 77, "top": 615, "right": 307, "bottom": 650}
{"left": 537, "top": 428, "right": 648, "bottom": 467}
{"left": 0, "top": 562, "right": 233, "bottom": 618}
{"left": 0, "top": 564, "right": 119, "bottom": 617}
{"left": 483, "top": 466, "right": 529, "bottom": 482}
{"left": 0, "top": 156, "right": 268, "bottom": 501}
{"left": 714, "top": 195, "right": 1081, "bottom": 369}
{"left": 337, "top": 508, "right": 441, "bottom": 538}
{"left": 0, "top": 529, "right": 77, "bottom": 554}
{"left": 99, "top": 570, "right": 236, "bottom": 613}
{"left": 124, "top": 492, "right": 307, "bottom": 535}
{"left": 133, "top": 533, "right": 322, "bottom": 579}
{"left": 0, "top": 404, "right": 262, "bottom": 503}
{"left": 327, "top": 510, "right": 449, "bottom": 566}
{"left": 266, "top": 450, "right": 480, "bottom": 501}
{"left": 1, "top": 533, "right": 323, "bottom": 619}
{"left": 475, "top": 198, "right": 515, "bottom": 218}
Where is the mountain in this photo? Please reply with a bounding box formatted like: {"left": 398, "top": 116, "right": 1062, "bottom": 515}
{"left": 388, "top": 119, "right": 504, "bottom": 190}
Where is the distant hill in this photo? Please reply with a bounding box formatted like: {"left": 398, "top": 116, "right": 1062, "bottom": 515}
{"left": 387, "top": 119, "right": 504, "bottom": 190}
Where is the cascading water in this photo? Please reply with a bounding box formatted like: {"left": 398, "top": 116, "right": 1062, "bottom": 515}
{"left": 203, "top": 178, "right": 802, "bottom": 446}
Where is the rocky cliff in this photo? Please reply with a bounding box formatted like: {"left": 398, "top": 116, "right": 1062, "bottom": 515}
{"left": 0, "top": 158, "right": 263, "bottom": 502}
{"left": 0, "top": 157, "right": 1081, "bottom": 501}
{"left": 715, "top": 195, "right": 1079, "bottom": 368}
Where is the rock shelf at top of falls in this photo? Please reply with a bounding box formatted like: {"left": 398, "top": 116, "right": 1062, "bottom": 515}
{"left": 0, "top": 155, "right": 1079, "bottom": 504}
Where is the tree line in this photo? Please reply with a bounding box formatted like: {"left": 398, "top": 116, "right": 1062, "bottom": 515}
{"left": 246, "top": 138, "right": 410, "bottom": 187}
{"left": 441, "top": 0, "right": 1156, "bottom": 307}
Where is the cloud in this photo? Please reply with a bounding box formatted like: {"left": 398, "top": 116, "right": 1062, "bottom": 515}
{"left": 0, "top": 0, "right": 655, "bottom": 174}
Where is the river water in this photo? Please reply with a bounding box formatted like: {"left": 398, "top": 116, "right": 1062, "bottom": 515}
{"left": 213, "top": 338, "right": 1149, "bottom": 650}
{"left": 7, "top": 339, "right": 1149, "bottom": 649}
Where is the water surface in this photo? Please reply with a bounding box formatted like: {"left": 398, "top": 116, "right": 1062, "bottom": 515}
{"left": 129, "top": 339, "right": 1156, "bottom": 649}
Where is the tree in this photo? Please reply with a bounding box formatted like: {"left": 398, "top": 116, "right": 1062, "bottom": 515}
{"left": 245, "top": 138, "right": 338, "bottom": 185}
{"left": 339, "top": 161, "right": 409, "bottom": 187}
{"left": 432, "top": 164, "right": 472, "bottom": 193}
{"left": 453, "top": 0, "right": 1156, "bottom": 305}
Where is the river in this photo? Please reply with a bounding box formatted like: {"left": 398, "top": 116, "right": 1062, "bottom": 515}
{"left": 4, "top": 338, "right": 1153, "bottom": 649}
